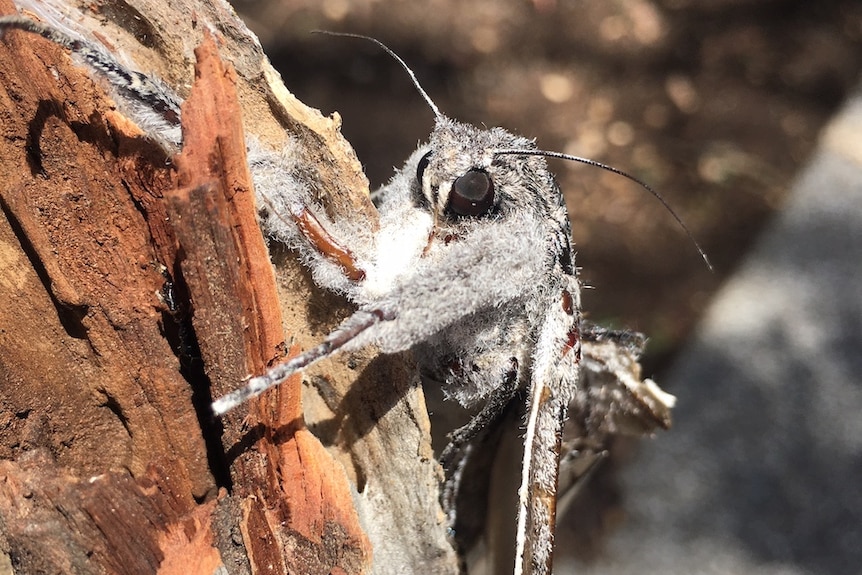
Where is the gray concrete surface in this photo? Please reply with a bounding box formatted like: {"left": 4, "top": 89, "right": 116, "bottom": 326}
{"left": 564, "top": 88, "right": 862, "bottom": 575}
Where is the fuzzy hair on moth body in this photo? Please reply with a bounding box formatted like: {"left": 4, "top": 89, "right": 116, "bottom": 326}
{"left": 0, "top": 12, "right": 684, "bottom": 575}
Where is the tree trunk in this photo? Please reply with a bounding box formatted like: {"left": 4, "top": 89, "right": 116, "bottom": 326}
{"left": 0, "top": 0, "right": 458, "bottom": 573}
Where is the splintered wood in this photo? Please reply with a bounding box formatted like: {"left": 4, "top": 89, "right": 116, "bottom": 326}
{"left": 168, "top": 33, "right": 371, "bottom": 573}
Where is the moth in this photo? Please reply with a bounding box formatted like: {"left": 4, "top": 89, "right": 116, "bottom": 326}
{"left": 0, "top": 12, "right": 698, "bottom": 574}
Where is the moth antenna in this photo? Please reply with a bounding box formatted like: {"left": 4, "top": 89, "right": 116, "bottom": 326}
{"left": 312, "top": 30, "right": 443, "bottom": 120}
{"left": 494, "top": 148, "right": 712, "bottom": 271}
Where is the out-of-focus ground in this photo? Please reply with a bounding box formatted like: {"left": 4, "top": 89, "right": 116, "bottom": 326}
{"left": 568, "top": 93, "right": 862, "bottom": 575}
{"left": 232, "top": 1, "right": 862, "bottom": 573}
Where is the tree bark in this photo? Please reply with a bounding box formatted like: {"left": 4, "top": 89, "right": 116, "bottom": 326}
{"left": 0, "top": 0, "right": 458, "bottom": 573}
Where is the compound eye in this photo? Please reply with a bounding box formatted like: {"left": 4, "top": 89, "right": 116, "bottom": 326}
{"left": 416, "top": 151, "right": 432, "bottom": 184}
{"left": 448, "top": 169, "right": 495, "bottom": 216}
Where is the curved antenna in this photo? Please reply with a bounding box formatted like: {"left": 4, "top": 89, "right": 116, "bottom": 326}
{"left": 313, "top": 30, "right": 443, "bottom": 120}
{"left": 495, "top": 148, "right": 712, "bottom": 270}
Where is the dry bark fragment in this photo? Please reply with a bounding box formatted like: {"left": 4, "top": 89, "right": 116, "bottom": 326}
{"left": 168, "top": 34, "right": 371, "bottom": 573}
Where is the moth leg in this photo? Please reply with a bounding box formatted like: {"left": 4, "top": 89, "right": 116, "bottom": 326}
{"left": 0, "top": 15, "right": 183, "bottom": 151}
{"left": 513, "top": 283, "right": 580, "bottom": 575}
{"left": 439, "top": 359, "right": 520, "bottom": 524}
{"left": 245, "top": 138, "right": 375, "bottom": 298}
{"left": 212, "top": 308, "right": 391, "bottom": 414}
{"left": 215, "top": 214, "right": 548, "bottom": 414}
{"left": 439, "top": 358, "right": 520, "bottom": 470}
{"left": 580, "top": 321, "right": 646, "bottom": 352}
{"left": 292, "top": 205, "right": 365, "bottom": 280}
{"left": 260, "top": 197, "right": 366, "bottom": 282}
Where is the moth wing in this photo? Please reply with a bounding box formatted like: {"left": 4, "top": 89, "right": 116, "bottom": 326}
{"left": 514, "top": 278, "right": 580, "bottom": 575}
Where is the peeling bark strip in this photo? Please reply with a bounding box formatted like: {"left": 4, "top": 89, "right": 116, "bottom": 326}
{"left": 167, "top": 33, "right": 371, "bottom": 573}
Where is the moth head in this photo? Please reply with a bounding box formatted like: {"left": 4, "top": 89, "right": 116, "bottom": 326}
{"left": 416, "top": 150, "right": 495, "bottom": 218}
{"left": 324, "top": 31, "right": 710, "bottom": 269}
{"left": 415, "top": 118, "right": 553, "bottom": 224}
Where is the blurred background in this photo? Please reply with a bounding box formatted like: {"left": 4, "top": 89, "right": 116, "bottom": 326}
{"left": 230, "top": 1, "right": 862, "bottom": 573}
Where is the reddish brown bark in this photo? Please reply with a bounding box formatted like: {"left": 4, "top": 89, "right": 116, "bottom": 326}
{"left": 0, "top": 452, "right": 222, "bottom": 575}
{"left": 0, "top": 1, "right": 457, "bottom": 573}
{"left": 0, "top": 0, "right": 216, "bottom": 571}
{"left": 168, "top": 34, "right": 371, "bottom": 573}
{"left": 0, "top": 6, "right": 370, "bottom": 573}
